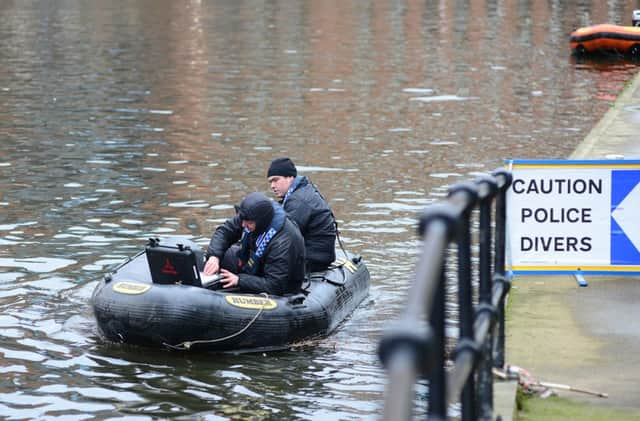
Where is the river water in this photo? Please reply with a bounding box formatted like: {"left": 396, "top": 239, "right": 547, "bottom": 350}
{"left": 0, "top": 1, "right": 638, "bottom": 419}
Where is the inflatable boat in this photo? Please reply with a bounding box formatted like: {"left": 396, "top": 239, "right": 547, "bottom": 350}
{"left": 91, "top": 239, "right": 370, "bottom": 352}
{"left": 570, "top": 24, "right": 640, "bottom": 55}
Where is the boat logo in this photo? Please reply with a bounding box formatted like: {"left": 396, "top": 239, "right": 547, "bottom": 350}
{"left": 113, "top": 281, "right": 151, "bottom": 295}
{"left": 162, "top": 258, "right": 178, "bottom": 275}
{"left": 225, "top": 295, "right": 277, "bottom": 310}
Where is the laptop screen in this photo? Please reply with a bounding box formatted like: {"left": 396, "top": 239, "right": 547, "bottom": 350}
{"left": 146, "top": 243, "right": 202, "bottom": 287}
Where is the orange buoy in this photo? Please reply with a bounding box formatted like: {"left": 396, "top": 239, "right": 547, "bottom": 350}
{"left": 570, "top": 24, "right": 640, "bottom": 55}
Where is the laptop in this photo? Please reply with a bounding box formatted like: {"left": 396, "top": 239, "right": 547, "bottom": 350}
{"left": 146, "top": 240, "right": 202, "bottom": 287}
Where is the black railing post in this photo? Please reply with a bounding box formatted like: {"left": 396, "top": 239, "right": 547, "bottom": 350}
{"left": 476, "top": 175, "right": 498, "bottom": 304}
{"left": 378, "top": 168, "right": 511, "bottom": 420}
{"left": 428, "top": 266, "right": 447, "bottom": 420}
{"left": 448, "top": 183, "right": 479, "bottom": 421}
{"left": 491, "top": 169, "right": 512, "bottom": 277}
{"left": 492, "top": 169, "right": 513, "bottom": 369}
{"left": 475, "top": 176, "right": 498, "bottom": 421}
{"left": 378, "top": 204, "right": 457, "bottom": 421}
{"left": 419, "top": 205, "right": 458, "bottom": 421}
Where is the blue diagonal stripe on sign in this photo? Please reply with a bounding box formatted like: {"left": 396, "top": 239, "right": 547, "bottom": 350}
{"left": 611, "top": 170, "right": 640, "bottom": 265}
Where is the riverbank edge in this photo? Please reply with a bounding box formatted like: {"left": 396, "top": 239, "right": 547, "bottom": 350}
{"left": 494, "top": 70, "right": 640, "bottom": 421}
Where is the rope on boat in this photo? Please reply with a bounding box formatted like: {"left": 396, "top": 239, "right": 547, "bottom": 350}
{"left": 109, "top": 249, "right": 146, "bottom": 275}
{"left": 162, "top": 293, "right": 270, "bottom": 351}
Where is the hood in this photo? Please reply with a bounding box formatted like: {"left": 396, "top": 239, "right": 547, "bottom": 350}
{"left": 238, "top": 192, "right": 274, "bottom": 234}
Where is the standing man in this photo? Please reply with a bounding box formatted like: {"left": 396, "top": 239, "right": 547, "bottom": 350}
{"left": 203, "top": 191, "right": 305, "bottom": 296}
{"left": 267, "top": 157, "right": 336, "bottom": 272}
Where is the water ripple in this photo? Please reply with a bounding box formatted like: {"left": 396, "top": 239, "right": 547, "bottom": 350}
{"left": 0, "top": 258, "right": 76, "bottom": 273}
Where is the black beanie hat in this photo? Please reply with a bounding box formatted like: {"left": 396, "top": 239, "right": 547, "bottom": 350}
{"left": 267, "top": 157, "right": 297, "bottom": 178}
{"left": 238, "top": 192, "right": 274, "bottom": 233}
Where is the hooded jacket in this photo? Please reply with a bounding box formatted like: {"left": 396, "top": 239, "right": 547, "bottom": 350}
{"left": 281, "top": 176, "right": 336, "bottom": 271}
{"left": 206, "top": 193, "right": 305, "bottom": 295}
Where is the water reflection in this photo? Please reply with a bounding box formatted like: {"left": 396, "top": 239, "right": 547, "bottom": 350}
{"left": 0, "top": 1, "right": 638, "bottom": 418}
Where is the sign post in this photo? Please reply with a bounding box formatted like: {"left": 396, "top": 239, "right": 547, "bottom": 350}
{"left": 506, "top": 160, "right": 640, "bottom": 276}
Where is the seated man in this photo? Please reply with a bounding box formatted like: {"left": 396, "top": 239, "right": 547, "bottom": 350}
{"left": 267, "top": 157, "right": 336, "bottom": 272}
{"left": 203, "top": 192, "right": 305, "bottom": 296}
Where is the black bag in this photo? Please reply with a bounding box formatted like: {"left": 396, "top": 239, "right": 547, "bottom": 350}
{"left": 146, "top": 238, "right": 202, "bottom": 287}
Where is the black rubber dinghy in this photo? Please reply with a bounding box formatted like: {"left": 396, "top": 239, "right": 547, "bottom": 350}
{"left": 91, "top": 240, "right": 370, "bottom": 352}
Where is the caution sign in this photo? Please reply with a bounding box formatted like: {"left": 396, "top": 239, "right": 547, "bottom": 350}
{"left": 506, "top": 159, "right": 640, "bottom": 275}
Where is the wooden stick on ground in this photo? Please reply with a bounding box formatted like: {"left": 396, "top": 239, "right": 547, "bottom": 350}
{"left": 537, "top": 381, "right": 608, "bottom": 398}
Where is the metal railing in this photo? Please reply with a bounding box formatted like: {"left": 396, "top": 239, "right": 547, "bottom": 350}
{"left": 378, "top": 168, "right": 513, "bottom": 420}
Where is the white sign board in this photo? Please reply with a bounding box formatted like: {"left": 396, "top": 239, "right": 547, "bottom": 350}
{"left": 506, "top": 160, "right": 640, "bottom": 275}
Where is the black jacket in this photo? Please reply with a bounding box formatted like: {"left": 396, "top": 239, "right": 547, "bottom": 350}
{"left": 206, "top": 214, "right": 305, "bottom": 296}
{"left": 282, "top": 176, "right": 336, "bottom": 271}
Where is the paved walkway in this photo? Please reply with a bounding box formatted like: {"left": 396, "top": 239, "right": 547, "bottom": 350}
{"left": 504, "top": 71, "right": 640, "bottom": 411}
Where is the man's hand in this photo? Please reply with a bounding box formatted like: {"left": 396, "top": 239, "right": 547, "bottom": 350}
{"left": 219, "top": 269, "right": 239, "bottom": 288}
{"left": 203, "top": 256, "right": 220, "bottom": 275}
